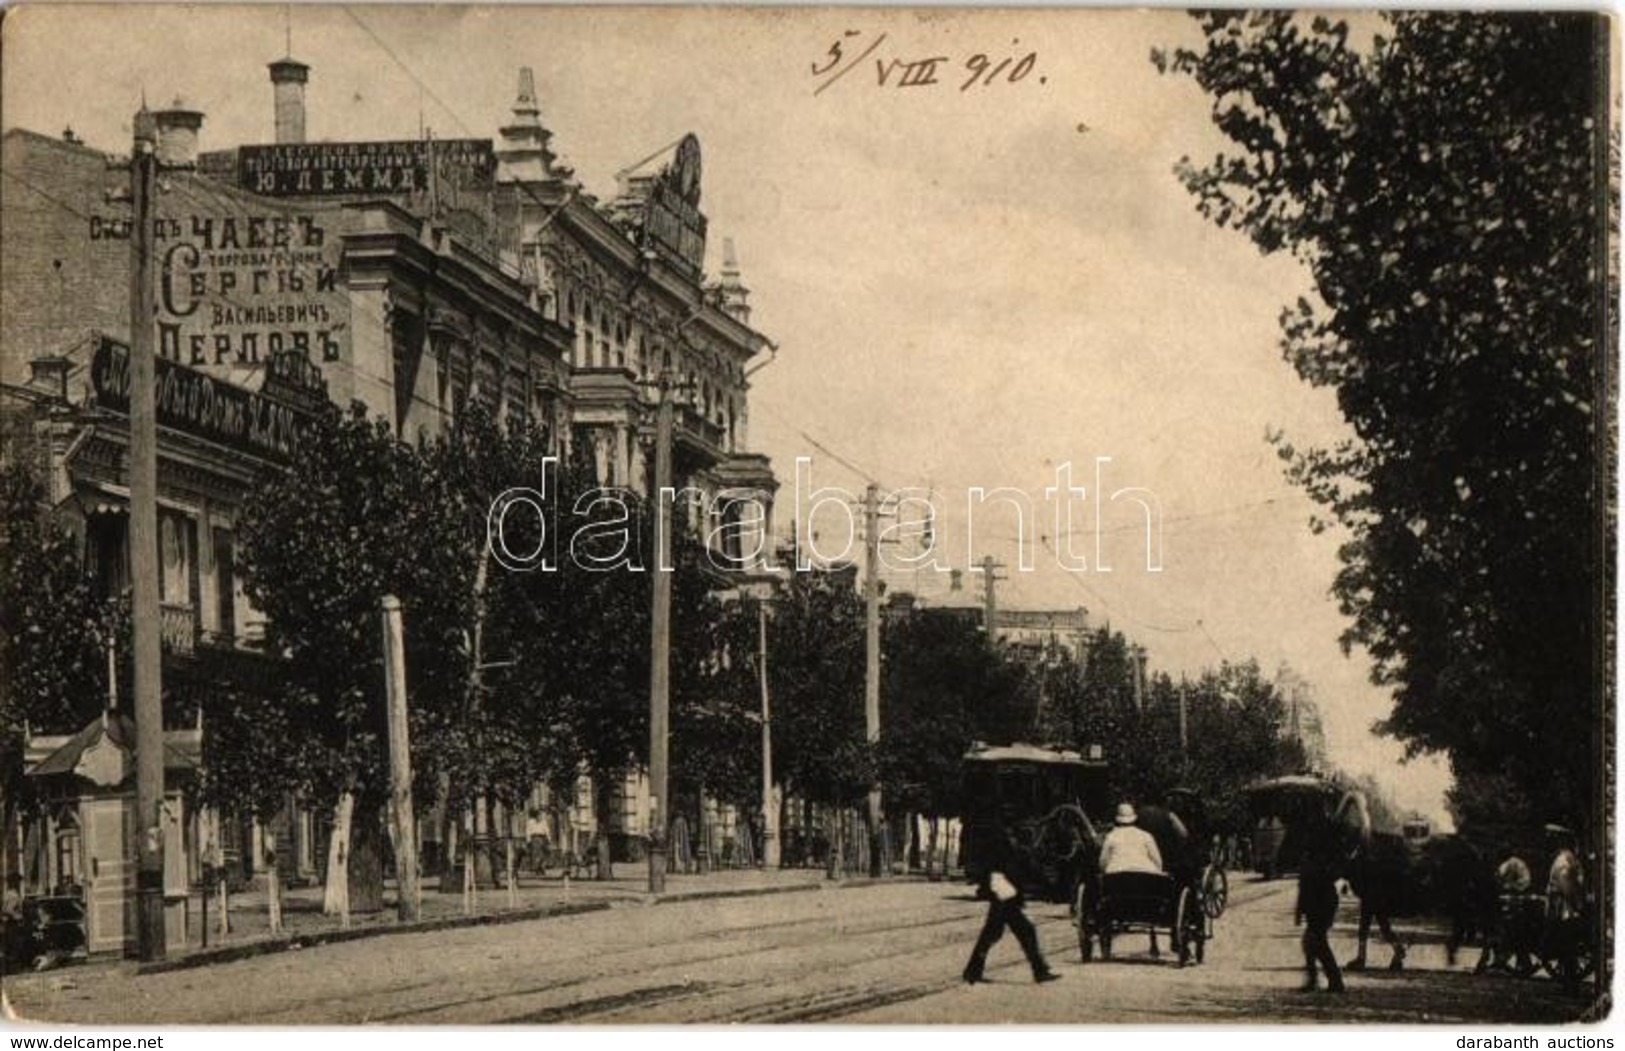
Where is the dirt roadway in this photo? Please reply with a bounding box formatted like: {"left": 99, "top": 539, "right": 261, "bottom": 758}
{"left": 2, "top": 875, "right": 1594, "bottom": 1025}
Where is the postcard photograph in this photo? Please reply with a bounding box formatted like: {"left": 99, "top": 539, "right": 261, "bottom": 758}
{"left": 0, "top": 3, "right": 1614, "bottom": 1027}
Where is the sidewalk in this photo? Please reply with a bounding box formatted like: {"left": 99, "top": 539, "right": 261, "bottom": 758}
{"left": 134, "top": 865, "right": 918, "bottom": 975}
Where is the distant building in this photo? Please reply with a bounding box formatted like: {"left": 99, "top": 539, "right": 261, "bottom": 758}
{"left": 882, "top": 591, "right": 1089, "bottom": 667}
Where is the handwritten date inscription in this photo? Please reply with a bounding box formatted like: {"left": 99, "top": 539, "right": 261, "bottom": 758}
{"left": 811, "top": 30, "right": 1044, "bottom": 97}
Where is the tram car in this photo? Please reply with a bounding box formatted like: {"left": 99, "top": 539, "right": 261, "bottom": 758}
{"left": 958, "top": 742, "right": 1108, "bottom": 905}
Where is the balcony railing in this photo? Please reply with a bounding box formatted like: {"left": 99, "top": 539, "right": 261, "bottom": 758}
{"left": 159, "top": 603, "right": 197, "bottom": 656}
{"left": 675, "top": 408, "right": 726, "bottom": 459}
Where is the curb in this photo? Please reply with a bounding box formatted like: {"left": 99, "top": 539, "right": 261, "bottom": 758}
{"left": 135, "top": 900, "right": 614, "bottom": 976}
{"left": 131, "top": 874, "right": 914, "bottom": 975}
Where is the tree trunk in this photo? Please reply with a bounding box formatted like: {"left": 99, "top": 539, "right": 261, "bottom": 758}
{"left": 927, "top": 817, "right": 941, "bottom": 882}
{"left": 348, "top": 800, "right": 386, "bottom": 913}
{"left": 593, "top": 773, "right": 614, "bottom": 880}
{"left": 477, "top": 796, "right": 497, "bottom": 888}
{"left": 1, "top": 799, "right": 13, "bottom": 903}
{"left": 262, "top": 823, "right": 283, "bottom": 934}
{"left": 322, "top": 792, "right": 353, "bottom": 920}
{"left": 439, "top": 808, "right": 461, "bottom": 893}
{"left": 433, "top": 774, "right": 454, "bottom": 889}
{"left": 697, "top": 786, "right": 710, "bottom": 875}
{"left": 462, "top": 813, "right": 478, "bottom": 915}
{"left": 505, "top": 834, "right": 517, "bottom": 909}
{"left": 825, "top": 805, "right": 840, "bottom": 881}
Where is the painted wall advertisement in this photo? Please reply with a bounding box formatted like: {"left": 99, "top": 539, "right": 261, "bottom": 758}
{"left": 235, "top": 139, "right": 494, "bottom": 199}
{"left": 91, "top": 339, "right": 314, "bottom": 464}
{"left": 151, "top": 195, "right": 351, "bottom": 371}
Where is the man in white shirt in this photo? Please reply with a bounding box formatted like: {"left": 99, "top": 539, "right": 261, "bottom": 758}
{"left": 1100, "top": 803, "right": 1164, "bottom": 875}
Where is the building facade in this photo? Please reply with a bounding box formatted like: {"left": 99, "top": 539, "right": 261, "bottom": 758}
{"left": 1, "top": 53, "right": 781, "bottom": 919}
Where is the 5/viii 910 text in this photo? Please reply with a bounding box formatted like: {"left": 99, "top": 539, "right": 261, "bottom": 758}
{"left": 811, "top": 30, "right": 1045, "bottom": 96}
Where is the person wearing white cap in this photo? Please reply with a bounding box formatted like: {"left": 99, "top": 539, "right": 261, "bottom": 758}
{"left": 1099, "top": 802, "right": 1164, "bottom": 876}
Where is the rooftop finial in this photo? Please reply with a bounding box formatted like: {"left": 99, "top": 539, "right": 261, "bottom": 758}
{"left": 513, "top": 66, "right": 540, "bottom": 120}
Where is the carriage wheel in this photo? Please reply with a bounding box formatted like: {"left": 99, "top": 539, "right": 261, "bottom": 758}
{"left": 1177, "top": 886, "right": 1208, "bottom": 967}
{"left": 1202, "top": 865, "right": 1228, "bottom": 919}
{"left": 1174, "top": 887, "right": 1196, "bottom": 967}
{"left": 1075, "top": 883, "right": 1094, "bottom": 962}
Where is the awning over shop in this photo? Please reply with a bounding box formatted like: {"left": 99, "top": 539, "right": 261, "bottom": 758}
{"left": 26, "top": 711, "right": 201, "bottom": 788}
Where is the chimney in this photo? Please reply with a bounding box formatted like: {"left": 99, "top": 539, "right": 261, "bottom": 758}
{"left": 716, "top": 238, "right": 751, "bottom": 324}
{"left": 269, "top": 57, "right": 310, "bottom": 145}
{"left": 154, "top": 97, "right": 204, "bottom": 168}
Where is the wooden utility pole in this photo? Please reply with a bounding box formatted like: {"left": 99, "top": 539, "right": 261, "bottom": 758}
{"left": 129, "top": 105, "right": 166, "bottom": 962}
{"left": 758, "top": 602, "right": 779, "bottom": 870}
{"left": 1131, "top": 645, "right": 1147, "bottom": 716}
{"left": 863, "top": 483, "right": 883, "bottom": 878}
{"left": 1178, "top": 675, "right": 1189, "bottom": 770}
{"left": 647, "top": 374, "right": 675, "bottom": 894}
{"left": 380, "top": 596, "right": 420, "bottom": 922}
{"left": 979, "top": 555, "right": 1005, "bottom": 647}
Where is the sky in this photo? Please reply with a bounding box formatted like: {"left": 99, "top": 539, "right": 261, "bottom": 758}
{"left": 0, "top": 3, "right": 1454, "bottom": 823}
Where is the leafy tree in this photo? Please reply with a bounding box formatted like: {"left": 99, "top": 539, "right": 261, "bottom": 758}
{"left": 0, "top": 461, "right": 114, "bottom": 887}
{"left": 671, "top": 592, "right": 760, "bottom": 819}
{"left": 1157, "top": 12, "right": 1610, "bottom": 831}
{"left": 767, "top": 565, "right": 873, "bottom": 867}
{"left": 221, "top": 405, "right": 467, "bottom": 911}
{"left": 1181, "top": 661, "right": 1307, "bottom": 835}
{"left": 877, "top": 609, "right": 1037, "bottom": 821}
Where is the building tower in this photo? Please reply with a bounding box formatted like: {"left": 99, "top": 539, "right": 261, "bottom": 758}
{"left": 496, "top": 67, "right": 556, "bottom": 183}
{"left": 268, "top": 57, "right": 310, "bottom": 145}
{"left": 714, "top": 238, "right": 751, "bottom": 324}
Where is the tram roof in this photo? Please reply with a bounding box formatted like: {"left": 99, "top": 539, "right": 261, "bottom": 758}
{"left": 962, "top": 742, "right": 1102, "bottom": 766}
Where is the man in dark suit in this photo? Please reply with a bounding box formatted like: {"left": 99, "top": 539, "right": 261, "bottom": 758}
{"left": 1297, "top": 813, "right": 1346, "bottom": 993}
{"left": 963, "top": 828, "right": 1060, "bottom": 984}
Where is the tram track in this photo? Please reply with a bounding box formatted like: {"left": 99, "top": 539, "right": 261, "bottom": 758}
{"left": 367, "top": 893, "right": 983, "bottom": 1024}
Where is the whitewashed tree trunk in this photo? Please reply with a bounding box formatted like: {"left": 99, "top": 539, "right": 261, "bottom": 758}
{"left": 323, "top": 792, "right": 353, "bottom": 927}
{"left": 505, "top": 836, "right": 517, "bottom": 909}
{"left": 262, "top": 824, "right": 283, "bottom": 935}
{"left": 462, "top": 819, "right": 477, "bottom": 916}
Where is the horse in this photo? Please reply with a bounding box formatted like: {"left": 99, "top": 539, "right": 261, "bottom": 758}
{"left": 1129, "top": 803, "right": 1201, "bottom": 957}
{"left": 1332, "top": 791, "right": 1495, "bottom": 971}
{"left": 1028, "top": 803, "right": 1101, "bottom": 910}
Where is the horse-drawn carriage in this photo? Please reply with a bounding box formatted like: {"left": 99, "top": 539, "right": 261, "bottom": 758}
{"left": 1072, "top": 789, "right": 1225, "bottom": 968}
{"left": 1242, "top": 774, "right": 1345, "bottom": 879}
{"left": 1075, "top": 868, "right": 1212, "bottom": 966}
{"left": 958, "top": 742, "right": 1108, "bottom": 906}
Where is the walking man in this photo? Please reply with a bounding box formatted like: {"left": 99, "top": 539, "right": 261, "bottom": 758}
{"left": 1297, "top": 813, "right": 1346, "bottom": 993}
{"left": 1544, "top": 824, "right": 1586, "bottom": 994}
{"left": 963, "top": 828, "right": 1059, "bottom": 985}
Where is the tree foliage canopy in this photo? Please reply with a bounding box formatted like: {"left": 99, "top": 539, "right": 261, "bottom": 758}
{"left": 0, "top": 462, "right": 113, "bottom": 820}
{"left": 1157, "top": 12, "right": 1610, "bottom": 832}
{"left": 877, "top": 610, "right": 1037, "bottom": 819}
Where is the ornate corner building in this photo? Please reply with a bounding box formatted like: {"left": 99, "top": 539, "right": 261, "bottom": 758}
{"left": 0, "top": 53, "right": 781, "bottom": 942}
